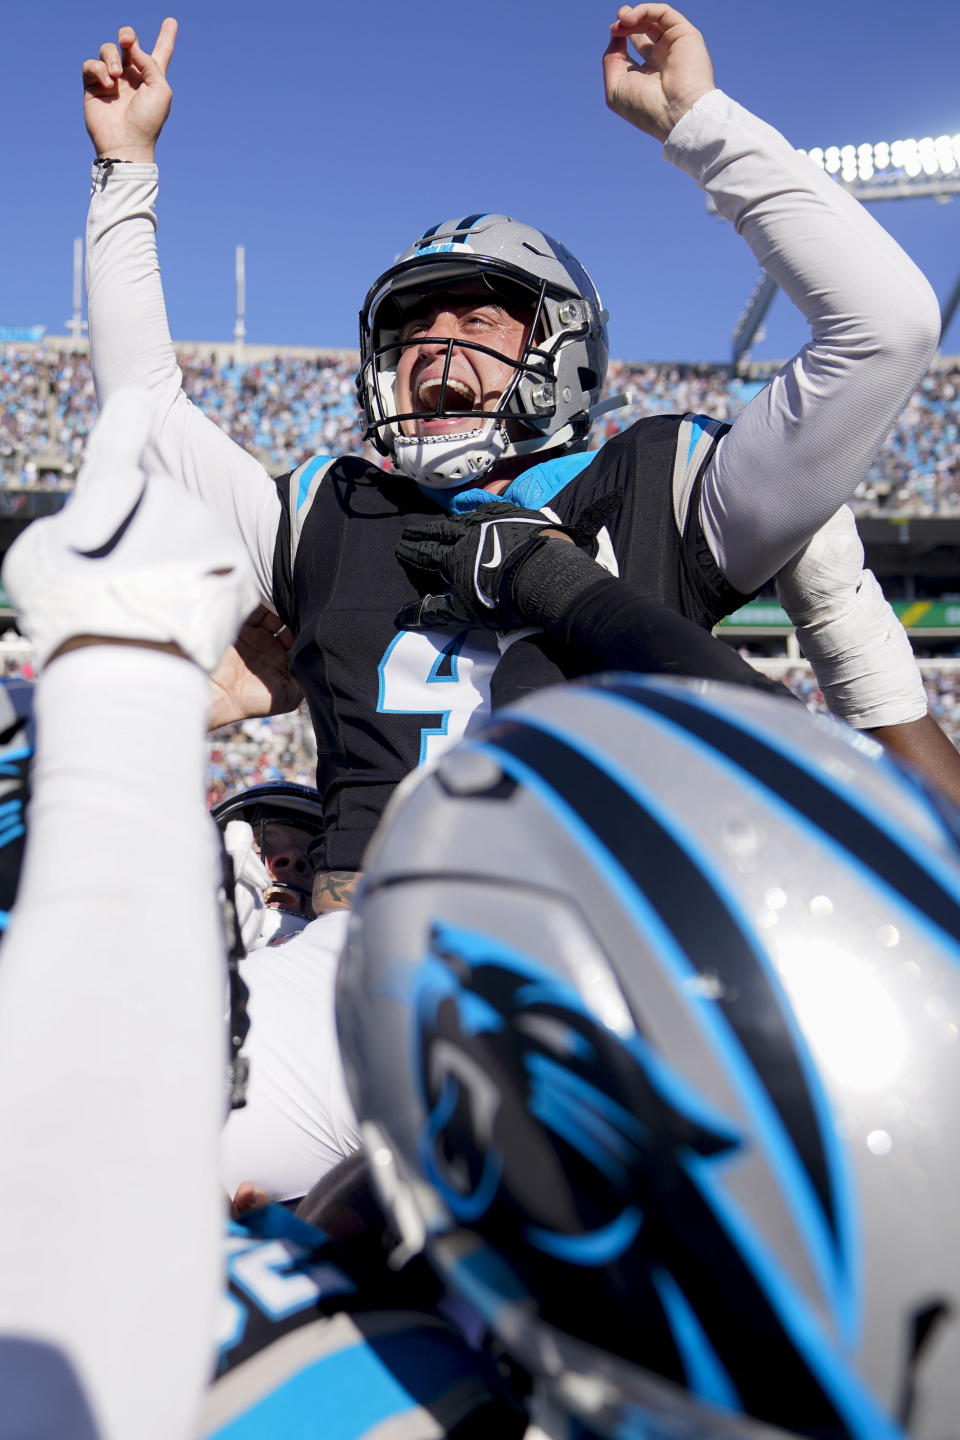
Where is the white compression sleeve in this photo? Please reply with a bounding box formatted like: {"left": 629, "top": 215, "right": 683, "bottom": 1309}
{"left": 664, "top": 91, "right": 940, "bottom": 593}
{"left": 86, "top": 164, "right": 281, "bottom": 604}
{"left": 0, "top": 648, "right": 225, "bottom": 1440}
{"left": 776, "top": 508, "right": 927, "bottom": 729}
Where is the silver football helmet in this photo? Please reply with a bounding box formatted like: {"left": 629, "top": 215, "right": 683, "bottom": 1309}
{"left": 357, "top": 214, "right": 613, "bottom": 489}
{"left": 338, "top": 675, "right": 960, "bottom": 1439}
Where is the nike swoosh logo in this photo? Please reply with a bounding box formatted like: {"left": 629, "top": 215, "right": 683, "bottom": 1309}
{"left": 71, "top": 481, "right": 147, "bottom": 559}
{"left": 481, "top": 528, "right": 502, "bottom": 569}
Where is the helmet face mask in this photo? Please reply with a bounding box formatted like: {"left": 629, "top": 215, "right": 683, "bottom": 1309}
{"left": 357, "top": 216, "right": 610, "bottom": 489}
{"left": 213, "top": 782, "right": 325, "bottom": 934}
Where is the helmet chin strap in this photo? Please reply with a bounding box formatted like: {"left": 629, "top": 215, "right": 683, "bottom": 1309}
{"left": 392, "top": 419, "right": 511, "bottom": 489}
{"left": 392, "top": 394, "right": 627, "bottom": 490}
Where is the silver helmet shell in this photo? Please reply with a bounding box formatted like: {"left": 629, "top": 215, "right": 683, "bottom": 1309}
{"left": 357, "top": 214, "right": 609, "bottom": 489}
{"left": 338, "top": 675, "right": 960, "bottom": 1439}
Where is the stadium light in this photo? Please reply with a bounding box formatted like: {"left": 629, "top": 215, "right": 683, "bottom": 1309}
{"left": 800, "top": 133, "right": 960, "bottom": 201}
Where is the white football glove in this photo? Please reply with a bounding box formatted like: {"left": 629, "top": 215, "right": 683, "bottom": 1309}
{"left": 3, "top": 388, "right": 258, "bottom": 672}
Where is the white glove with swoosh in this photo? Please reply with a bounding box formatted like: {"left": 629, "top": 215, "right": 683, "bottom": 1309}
{"left": 3, "top": 388, "right": 258, "bottom": 672}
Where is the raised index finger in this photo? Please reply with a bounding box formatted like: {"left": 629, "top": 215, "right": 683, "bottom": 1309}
{"left": 151, "top": 16, "right": 178, "bottom": 74}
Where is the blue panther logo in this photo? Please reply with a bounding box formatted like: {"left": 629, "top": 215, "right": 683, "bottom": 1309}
{"left": 409, "top": 919, "right": 900, "bottom": 1440}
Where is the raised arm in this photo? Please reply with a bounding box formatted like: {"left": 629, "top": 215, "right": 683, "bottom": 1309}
{"left": 0, "top": 391, "right": 258, "bottom": 1440}
{"left": 603, "top": 5, "right": 941, "bottom": 593}
{"left": 82, "top": 21, "right": 281, "bottom": 602}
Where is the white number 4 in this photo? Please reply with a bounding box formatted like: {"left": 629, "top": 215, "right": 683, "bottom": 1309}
{"left": 378, "top": 627, "right": 501, "bottom": 768}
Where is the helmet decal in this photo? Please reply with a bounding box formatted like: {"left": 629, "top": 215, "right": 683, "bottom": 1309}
{"left": 473, "top": 712, "right": 856, "bottom": 1339}
{"left": 600, "top": 678, "right": 960, "bottom": 956}
{"left": 408, "top": 917, "right": 898, "bottom": 1438}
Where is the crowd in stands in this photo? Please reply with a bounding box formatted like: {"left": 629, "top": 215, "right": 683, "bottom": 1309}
{"left": 741, "top": 658, "right": 960, "bottom": 749}
{"left": 2, "top": 635, "right": 960, "bottom": 795}
{"left": 2, "top": 342, "right": 960, "bottom": 516}
{"left": 205, "top": 711, "right": 318, "bottom": 810}
{"left": 2, "top": 338, "right": 959, "bottom": 794}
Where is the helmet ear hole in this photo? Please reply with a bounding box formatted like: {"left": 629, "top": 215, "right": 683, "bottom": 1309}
{"left": 578, "top": 366, "right": 599, "bottom": 393}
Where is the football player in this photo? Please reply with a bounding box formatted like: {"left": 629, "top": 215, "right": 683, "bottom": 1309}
{"left": 79, "top": 3, "right": 954, "bottom": 1206}
{"left": 336, "top": 670, "right": 960, "bottom": 1440}
{"left": 213, "top": 780, "right": 362, "bottom": 1204}
{"left": 80, "top": 4, "right": 947, "bottom": 909}
{"left": 0, "top": 394, "right": 518, "bottom": 1440}
{"left": 214, "top": 781, "right": 325, "bottom": 948}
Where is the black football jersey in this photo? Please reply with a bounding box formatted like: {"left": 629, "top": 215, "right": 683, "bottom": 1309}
{"left": 271, "top": 416, "right": 753, "bottom": 869}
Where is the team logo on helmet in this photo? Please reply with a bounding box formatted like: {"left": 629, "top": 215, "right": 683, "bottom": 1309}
{"left": 411, "top": 918, "right": 898, "bottom": 1438}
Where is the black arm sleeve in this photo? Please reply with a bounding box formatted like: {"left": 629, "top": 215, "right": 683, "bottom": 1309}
{"left": 554, "top": 574, "right": 791, "bottom": 696}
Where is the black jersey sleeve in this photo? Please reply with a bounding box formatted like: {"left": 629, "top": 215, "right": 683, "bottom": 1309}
{"left": 554, "top": 575, "right": 791, "bottom": 696}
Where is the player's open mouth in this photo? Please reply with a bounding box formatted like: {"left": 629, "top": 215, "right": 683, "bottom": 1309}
{"left": 413, "top": 375, "right": 484, "bottom": 434}
{"left": 416, "top": 375, "right": 477, "bottom": 412}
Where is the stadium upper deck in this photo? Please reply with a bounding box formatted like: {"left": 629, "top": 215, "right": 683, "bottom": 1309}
{"left": 2, "top": 337, "right": 959, "bottom": 519}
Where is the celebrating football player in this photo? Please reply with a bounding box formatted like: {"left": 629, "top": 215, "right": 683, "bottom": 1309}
{"left": 79, "top": 4, "right": 957, "bottom": 1199}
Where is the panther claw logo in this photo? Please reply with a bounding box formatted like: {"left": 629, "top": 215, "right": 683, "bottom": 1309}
{"left": 410, "top": 920, "right": 895, "bottom": 1440}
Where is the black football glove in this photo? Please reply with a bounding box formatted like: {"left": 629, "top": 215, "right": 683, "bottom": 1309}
{"left": 396, "top": 494, "right": 624, "bottom": 632}
{"left": 395, "top": 502, "right": 562, "bottom": 630}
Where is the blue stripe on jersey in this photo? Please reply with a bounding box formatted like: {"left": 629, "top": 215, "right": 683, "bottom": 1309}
{"left": 429, "top": 451, "right": 596, "bottom": 515}
{"left": 686, "top": 414, "right": 718, "bottom": 465}
{"left": 210, "top": 1325, "right": 483, "bottom": 1439}
{"left": 230, "top": 1203, "right": 337, "bottom": 1253}
{"left": 296, "top": 457, "right": 333, "bottom": 514}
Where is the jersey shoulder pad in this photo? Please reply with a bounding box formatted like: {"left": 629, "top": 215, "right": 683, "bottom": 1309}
{"left": 281, "top": 455, "right": 337, "bottom": 568}
{"left": 672, "top": 413, "right": 728, "bottom": 535}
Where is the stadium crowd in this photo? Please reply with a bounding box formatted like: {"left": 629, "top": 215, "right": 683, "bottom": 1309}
{"left": 2, "top": 634, "right": 959, "bottom": 790}
{"left": 3, "top": 340, "right": 960, "bottom": 795}
{"left": 3, "top": 341, "right": 960, "bottom": 516}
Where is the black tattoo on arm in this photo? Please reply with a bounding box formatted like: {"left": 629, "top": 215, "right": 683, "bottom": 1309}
{"left": 312, "top": 869, "right": 361, "bottom": 913}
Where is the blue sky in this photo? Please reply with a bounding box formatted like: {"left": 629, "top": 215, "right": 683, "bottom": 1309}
{"left": 2, "top": 0, "right": 959, "bottom": 364}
